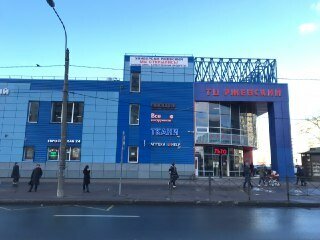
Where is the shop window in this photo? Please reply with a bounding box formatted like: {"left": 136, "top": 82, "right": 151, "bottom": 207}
{"left": 51, "top": 102, "right": 84, "bottom": 123}
{"left": 28, "top": 101, "right": 39, "bottom": 123}
{"left": 47, "top": 146, "right": 81, "bottom": 161}
{"left": 48, "top": 147, "right": 59, "bottom": 161}
{"left": 23, "top": 146, "right": 34, "bottom": 161}
{"left": 68, "top": 147, "right": 81, "bottom": 161}
{"left": 129, "top": 104, "right": 140, "bottom": 125}
{"left": 130, "top": 72, "right": 140, "bottom": 92}
{"left": 128, "top": 146, "right": 138, "bottom": 163}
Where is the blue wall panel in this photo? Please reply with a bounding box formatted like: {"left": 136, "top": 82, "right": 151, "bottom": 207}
{"left": 25, "top": 101, "right": 83, "bottom": 163}
{"left": 117, "top": 81, "right": 194, "bottom": 165}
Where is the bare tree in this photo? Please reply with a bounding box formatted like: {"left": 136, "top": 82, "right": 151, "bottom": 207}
{"left": 299, "top": 116, "right": 320, "bottom": 146}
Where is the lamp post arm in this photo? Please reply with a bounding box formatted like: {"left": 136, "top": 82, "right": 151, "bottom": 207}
{"left": 52, "top": 7, "right": 68, "bottom": 51}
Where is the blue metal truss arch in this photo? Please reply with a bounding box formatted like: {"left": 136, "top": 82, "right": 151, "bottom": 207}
{"left": 194, "top": 57, "right": 277, "bottom": 83}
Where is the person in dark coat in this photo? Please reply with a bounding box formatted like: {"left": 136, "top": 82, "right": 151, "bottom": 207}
{"left": 300, "top": 166, "right": 307, "bottom": 186}
{"left": 250, "top": 163, "right": 254, "bottom": 176}
{"left": 11, "top": 162, "right": 20, "bottom": 186}
{"left": 168, "top": 163, "right": 179, "bottom": 188}
{"left": 295, "top": 165, "right": 302, "bottom": 185}
{"left": 243, "top": 163, "right": 253, "bottom": 188}
{"left": 83, "top": 165, "right": 91, "bottom": 192}
{"left": 28, "top": 164, "right": 43, "bottom": 192}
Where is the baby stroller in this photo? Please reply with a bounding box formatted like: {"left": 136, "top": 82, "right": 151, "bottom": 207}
{"left": 266, "top": 170, "right": 281, "bottom": 187}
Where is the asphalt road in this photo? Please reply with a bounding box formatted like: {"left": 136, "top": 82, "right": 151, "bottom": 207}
{"left": 0, "top": 204, "right": 319, "bottom": 240}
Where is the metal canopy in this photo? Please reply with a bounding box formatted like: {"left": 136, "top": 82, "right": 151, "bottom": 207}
{"left": 194, "top": 57, "right": 277, "bottom": 83}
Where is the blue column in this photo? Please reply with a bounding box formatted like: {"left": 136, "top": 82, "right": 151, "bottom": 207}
{"left": 268, "top": 100, "right": 294, "bottom": 179}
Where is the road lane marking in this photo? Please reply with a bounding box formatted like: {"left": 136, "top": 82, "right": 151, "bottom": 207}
{"left": 106, "top": 205, "right": 114, "bottom": 211}
{"left": 0, "top": 207, "right": 11, "bottom": 211}
{"left": 74, "top": 205, "right": 113, "bottom": 212}
{"left": 10, "top": 206, "right": 55, "bottom": 211}
{"left": 54, "top": 214, "right": 140, "bottom": 218}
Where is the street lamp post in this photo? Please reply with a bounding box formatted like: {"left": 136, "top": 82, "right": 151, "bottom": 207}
{"left": 46, "top": 0, "right": 69, "bottom": 198}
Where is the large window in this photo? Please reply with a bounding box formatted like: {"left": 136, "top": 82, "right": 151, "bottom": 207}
{"left": 28, "top": 101, "right": 39, "bottom": 123}
{"left": 129, "top": 104, "right": 140, "bottom": 125}
{"left": 47, "top": 146, "right": 81, "bottom": 161}
{"left": 51, "top": 102, "right": 84, "bottom": 123}
{"left": 128, "top": 146, "right": 138, "bottom": 163}
{"left": 23, "top": 146, "right": 34, "bottom": 161}
{"left": 130, "top": 72, "right": 140, "bottom": 92}
{"left": 195, "top": 102, "right": 257, "bottom": 147}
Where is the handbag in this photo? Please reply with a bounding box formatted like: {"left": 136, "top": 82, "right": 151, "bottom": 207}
{"left": 28, "top": 180, "right": 32, "bottom": 185}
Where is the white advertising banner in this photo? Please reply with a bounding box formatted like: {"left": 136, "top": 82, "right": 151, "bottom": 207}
{"left": 130, "top": 56, "right": 188, "bottom": 67}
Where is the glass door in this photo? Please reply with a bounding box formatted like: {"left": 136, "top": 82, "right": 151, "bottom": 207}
{"left": 212, "top": 155, "right": 220, "bottom": 177}
{"left": 220, "top": 154, "right": 229, "bottom": 177}
{"left": 196, "top": 146, "right": 233, "bottom": 177}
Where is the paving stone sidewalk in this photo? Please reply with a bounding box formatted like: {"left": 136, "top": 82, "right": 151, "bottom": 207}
{"left": 0, "top": 178, "right": 319, "bottom": 207}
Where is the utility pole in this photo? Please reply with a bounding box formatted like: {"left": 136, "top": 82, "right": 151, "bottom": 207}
{"left": 45, "top": 0, "right": 69, "bottom": 198}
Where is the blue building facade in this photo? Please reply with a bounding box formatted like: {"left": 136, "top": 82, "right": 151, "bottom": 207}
{"left": 0, "top": 55, "right": 294, "bottom": 179}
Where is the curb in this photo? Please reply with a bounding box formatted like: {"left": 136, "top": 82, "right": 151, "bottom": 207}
{"left": 1, "top": 199, "right": 320, "bottom": 208}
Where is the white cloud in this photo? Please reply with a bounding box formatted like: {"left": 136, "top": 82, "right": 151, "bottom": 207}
{"left": 311, "top": 2, "right": 320, "bottom": 12}
{"left": 298, "top": 22, "right": 318, "bottom": 35}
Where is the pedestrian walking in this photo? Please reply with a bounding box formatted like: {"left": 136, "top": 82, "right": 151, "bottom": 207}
{"left": 250, "top": 163, "right": 254, "bottom": 176}
{"left": 11, "top": 162, "right": 20, "bottom": 186}
{"left": 295, "top": 165, "right": 302, "bottom": 185}
{"left": 168, "top": 163, "right": 179, "bottom": 188}
{"left": 243, "top": 162, "right": 253, "bottom": 188}
{"left": 258, "top": 165, "right": 267, "bottom": 186}
{"left": 82, "top": 165, "right": 91, "bottom": 192}
{"left": 28, "top": 164, "right": 43, "bottom": 192}
{"left": 300, "top": 166, "right": 307, "bottom": 186}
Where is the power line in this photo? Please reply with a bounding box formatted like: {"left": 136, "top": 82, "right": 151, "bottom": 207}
{"left": 6, "top": 88, "right": 317, "bottom": 123}
{"left": 70, "top": 65, "right": 123, "bottom": 71}
{"left": 2, "top": 64, "right": 320, "bottom": 81}
{"left": 0, "top": 65, "right": 64, "bottom": 68}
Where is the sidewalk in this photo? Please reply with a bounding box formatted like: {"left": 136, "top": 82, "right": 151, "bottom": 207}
{"left": 0, "top": 178, "right": 319, "bottom": 207}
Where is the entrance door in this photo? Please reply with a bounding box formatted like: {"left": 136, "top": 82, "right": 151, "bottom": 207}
{"left": 220, "top": 154, "right": 229, "bottom": 177}
{"left": 212, "top": 155, "right": 220, "bottom": 177}
{"left": 196, "top": 146, "right": 231, "bottom": 177}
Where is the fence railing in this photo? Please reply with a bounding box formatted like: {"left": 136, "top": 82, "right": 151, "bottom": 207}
{"left": 1, "top": 176, "right": 319, "bottom": 204}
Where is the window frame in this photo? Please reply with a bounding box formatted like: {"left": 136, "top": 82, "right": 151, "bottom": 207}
{"left": 51, "top": 102, "right": 84, "bottom": 124}
{"left": 129, "top": 104, "right": 140, "bottom": 125}
{"left": 23, "top": 146, "right": 35, "bottom": 161}
{"left": 130, "top": 72, "right": 141, "bottom": 92}
{"left": 47, "top": 147, "right": 60, "bottom": 161}
{"left": 28, "top": 101, "right": 39, "bottom": 123}
{"left": 47, "top": 146, "right": 81, "bottom": 161}
{"left": 68, "top": 146, "right": 81, "bottom": 161}
{"left": 128, "top": 146, "right": 139, "bottom": 163}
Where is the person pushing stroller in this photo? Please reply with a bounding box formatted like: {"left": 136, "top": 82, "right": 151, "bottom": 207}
{"left": 258, "top": 165, "right": 267, "bottom": 187}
